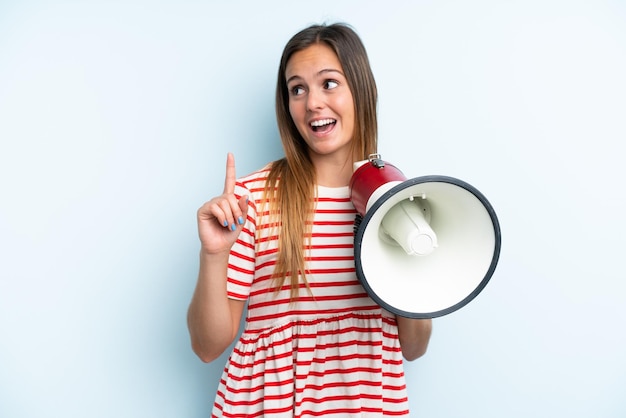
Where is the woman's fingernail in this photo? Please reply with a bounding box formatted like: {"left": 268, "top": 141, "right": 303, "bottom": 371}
{"left": 223, "top": 220, "right": 228, "bottom": 227}
{"left": 231, "top": 223, "right": 236, "bottom": 231}
{"left": 238, "top": 216, "right": 244, "bottom": 225}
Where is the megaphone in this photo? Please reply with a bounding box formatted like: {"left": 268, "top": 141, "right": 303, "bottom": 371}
{"left": 350, "top": 154, "right": 501, "bottom": 319}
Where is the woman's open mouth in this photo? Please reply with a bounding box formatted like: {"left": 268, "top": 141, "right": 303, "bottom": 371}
{"left": 310, "top": 118, "right": 337, "bottom": 133}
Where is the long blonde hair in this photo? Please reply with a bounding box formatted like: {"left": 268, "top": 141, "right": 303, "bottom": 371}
{"left": 265, "top": 23, "right": 378, "bottom": 299}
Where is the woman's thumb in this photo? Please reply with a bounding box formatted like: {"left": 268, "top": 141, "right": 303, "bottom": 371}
{"left": 238, "top": 195, "right": 249, "bottom": 219}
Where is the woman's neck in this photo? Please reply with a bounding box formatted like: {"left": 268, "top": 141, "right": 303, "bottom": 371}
{"left": 313, "top": 157, "right": 353, "bottom": 187}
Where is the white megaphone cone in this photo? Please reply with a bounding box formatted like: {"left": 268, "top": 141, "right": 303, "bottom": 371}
{"left": 350, "top": 154, "right": 501, "bottom": 318}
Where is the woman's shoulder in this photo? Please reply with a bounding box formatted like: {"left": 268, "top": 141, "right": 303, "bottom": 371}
{"left": 235, "top": 162, "right": 275, "bottom": 195}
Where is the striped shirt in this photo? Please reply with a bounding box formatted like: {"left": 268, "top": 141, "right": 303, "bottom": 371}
{"left": 212, "top": 167, "right": 409, "bottom": 417}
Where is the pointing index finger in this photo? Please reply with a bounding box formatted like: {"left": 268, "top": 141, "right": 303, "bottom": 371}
{"left": 223, "top": 152, "right": 236, "bottom": 194}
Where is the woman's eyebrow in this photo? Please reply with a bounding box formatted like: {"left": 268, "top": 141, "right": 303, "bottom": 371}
{"left": 286, "top": 74, "right": 302, "bottom": 85}
{"left": 318, "top": 68, "right": 344, "bottom": 77}
{"left": 286, "top": 68, "right": 344, "bottom": 85}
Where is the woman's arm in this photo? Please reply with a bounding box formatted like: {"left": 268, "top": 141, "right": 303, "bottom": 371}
{"left": 187, "top": 153, "right": 249, "bottom": 363}
{"left": 396, "top": 316, "right": 433, "bottom": 361}
{"left": 187, "top": 251, "right": 246, "bottom": 363}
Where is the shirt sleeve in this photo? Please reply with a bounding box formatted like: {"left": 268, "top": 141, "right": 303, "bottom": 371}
{"left": 226, "top": 180, "right": 257, "bottom": 300}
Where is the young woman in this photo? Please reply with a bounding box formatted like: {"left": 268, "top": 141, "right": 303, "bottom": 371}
{"left": 188, "top": 23, "right": 432, "bottom": 417}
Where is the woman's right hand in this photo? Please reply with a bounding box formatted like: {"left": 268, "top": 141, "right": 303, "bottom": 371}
{"left": 196, "top": 153, "right": 249, "bottom": 255}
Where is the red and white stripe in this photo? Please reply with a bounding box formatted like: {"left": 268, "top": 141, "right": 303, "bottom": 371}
{"left": 211, "top": 167, "right": 409, "bottom": 417}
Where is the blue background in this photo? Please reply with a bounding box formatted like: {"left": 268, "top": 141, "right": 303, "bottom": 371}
{"left": 1, "top": 0, "right": 624, "bottom": 416}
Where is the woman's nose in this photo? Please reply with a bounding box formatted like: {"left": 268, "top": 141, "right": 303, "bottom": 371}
{"left": 306, "top": 88, "right": 324, "bottom": 111}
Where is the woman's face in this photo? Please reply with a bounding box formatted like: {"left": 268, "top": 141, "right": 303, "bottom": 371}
{"left": 285, "top": 43, "right": 355, "bottom": 163}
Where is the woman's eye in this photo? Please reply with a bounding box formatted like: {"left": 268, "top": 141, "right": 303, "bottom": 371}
{"left": 291, "top": 86, "right": 305, "bottom": 96}
{"left": 325, "top": 80, "right": 339, "bottom": 89}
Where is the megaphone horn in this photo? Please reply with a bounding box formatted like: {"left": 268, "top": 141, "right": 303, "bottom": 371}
{"left": 350, "top": 154, "right": 502, "bottom": 319}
